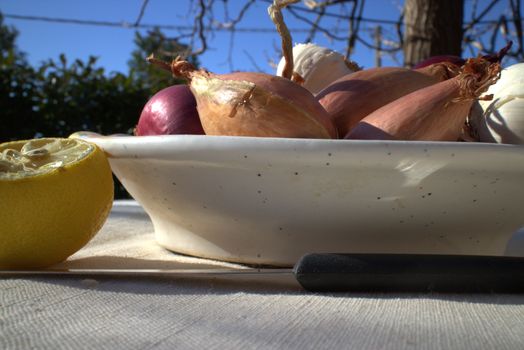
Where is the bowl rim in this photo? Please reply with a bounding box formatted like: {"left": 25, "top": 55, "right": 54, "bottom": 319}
{"left": 71, "top": 131, "right": 524, "bottom": 160}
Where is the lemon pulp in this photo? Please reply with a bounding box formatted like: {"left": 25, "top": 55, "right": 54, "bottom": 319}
{"left": 0, "top": 138, "right": 93, "bottom": 179}
{"left": 0, "top": 137, "right": 114, "bottom": 269}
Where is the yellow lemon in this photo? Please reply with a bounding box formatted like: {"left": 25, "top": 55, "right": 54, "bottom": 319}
{"left": 0, "top": 137, "right": 114, "bottom": 269}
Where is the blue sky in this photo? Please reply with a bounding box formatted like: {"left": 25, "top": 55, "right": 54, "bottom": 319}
{"left": 0, "top": 0, "right": 512, "bottom": 75}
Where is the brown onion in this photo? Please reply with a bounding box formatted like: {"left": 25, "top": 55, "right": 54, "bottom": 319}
{"left": 316, "top": 63, "right": 458, "bottom": 137}
{"left": 135, "top": 85, "right": 205, "bottom": 136}
{"left": 345, "top": 57, "right": 501, "bottom": 141}
{"left": 149, "top": 58, "right": 337, "bottom": 139}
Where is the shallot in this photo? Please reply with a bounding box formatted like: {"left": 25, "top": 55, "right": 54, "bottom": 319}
{"left": 145, "top": 0, "right": 336, "bottom": 139}
{"left": 345, "top": 57, "right": 501, "bottom": 141}
{"left": 148, "top": 58, "right": 337, "bottom": 139}
{"left": 316, "top": 63, "right": 458, "bottom": 137}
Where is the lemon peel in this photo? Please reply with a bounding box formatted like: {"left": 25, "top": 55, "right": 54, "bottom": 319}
{"left": 0, "top": 137, "right": 114, "bottom": 269}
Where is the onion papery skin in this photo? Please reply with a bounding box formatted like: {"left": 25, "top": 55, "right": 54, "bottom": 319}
{"left": 316, "top": 64, "right": 452, "bottom": 137}
{"left": 413, "top": 55, "right": 465, "bottom": 70}
{"left": 345, "top": 78, "right": 472, "bottom": 141}
{"left": 345, "top": 58, "right": 501, "bottom": 141}
{"left": 135, "top": 85, "right": 205, "bottom": 136}
{"left": 472, "top": 62, "right": 524, "bottom": 144}
{"left": 189, "top": 71, "right": 337, "bottom": 139}
{"left": 411, "top": 42, "right": 512, "bottom": 71}
{"left": 276, "top": 43, "right": 358, "bottom": 95}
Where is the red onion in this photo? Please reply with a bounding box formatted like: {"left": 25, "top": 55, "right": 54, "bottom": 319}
{"left": 412, "top": 42, "right": 513, "bottom": 70}
{"left": 413, "top": 55, "right": 466, "bottom": 70}
{"left": 134, "top": 85, "right": 205, "bottom": 136}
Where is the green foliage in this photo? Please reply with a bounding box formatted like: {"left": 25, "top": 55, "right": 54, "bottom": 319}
{"left": 0, "top": 54, "right": 150, "bottom": 198}
{"left": 1, "top": 12, "right": 40, "bottom": 142}
{"left": 128, "top": 27, "right": 199, "bottom": 90}
{"left": 1, "top": 55, "right": 146, "bottom": 140}
{"left": 0, "top": 16, "right": 194, "bottom": 198}
{"left": 0, "top": 13, "right": 25, "bottom": 63}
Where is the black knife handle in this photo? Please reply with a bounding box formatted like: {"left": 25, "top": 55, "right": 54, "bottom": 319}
{"left": 293, "top": 253, "right": 524, "bottom": 293}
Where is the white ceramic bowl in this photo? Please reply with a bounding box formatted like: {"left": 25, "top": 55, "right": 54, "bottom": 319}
{"left": 76, "top": 132, "right": 524, "bottom": 266}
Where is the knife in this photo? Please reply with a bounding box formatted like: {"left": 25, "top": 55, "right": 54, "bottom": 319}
{"left": 2, "top": 253, "right": 524, "bottom": 293}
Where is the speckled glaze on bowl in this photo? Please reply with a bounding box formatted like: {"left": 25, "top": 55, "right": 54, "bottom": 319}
{"left": 76, "top": 132, "right": 524, "bottom": 266}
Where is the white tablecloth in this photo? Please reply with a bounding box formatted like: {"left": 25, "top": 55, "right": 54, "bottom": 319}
{"left": 2, "top": 201, "right": 524, "bottom": 350}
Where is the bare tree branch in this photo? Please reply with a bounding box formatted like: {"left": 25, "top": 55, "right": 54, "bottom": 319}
{"left": 286, "top": 6, "right": 346, "bottom": 41}
{"left": 305, "top": 6, "right": 325, "bottom": 43}
{"left": 463, "top": 0, "right": 501, "bottom": 33}
{"left": 243, "top": 49, "right": 265, "bottom": 72}
{"left": 218, "top": 0, "right": 256, "bottom": 28}
{"left": 395, "top": 10, "right": 404, "bottom": 50}
{"left": 134, "top": 0, "right": 150, "bottom": 27}
{"left": 346, "top": 0, "right": 365, "bottom": 58}
{"left": 510, "top": 0, "right": 523, "bottom": 56}
{"left": 190, "top": 0, "right": 209, "bottom": 55}
{"left": 6, "top": 0, "right": 524, "bottom": 69}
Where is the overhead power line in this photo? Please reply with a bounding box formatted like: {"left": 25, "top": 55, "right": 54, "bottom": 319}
{"left": 3, "top": 13, "right": 309, "bottom": 32}
{"left": 5, "top": 12, "right": 517, "bottom": 33}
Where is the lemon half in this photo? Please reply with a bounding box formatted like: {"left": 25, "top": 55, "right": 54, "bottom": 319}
{"left": 0, "top": 138, "right": 114, "bottom": 269}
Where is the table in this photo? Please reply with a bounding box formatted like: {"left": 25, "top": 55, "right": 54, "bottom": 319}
{"left": 2, "top": 201, "right": 524, "bottom": 349}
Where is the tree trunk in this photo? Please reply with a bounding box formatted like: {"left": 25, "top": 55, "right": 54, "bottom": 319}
{"left": 403, "top": 0, "right": 464, "bottom": 67}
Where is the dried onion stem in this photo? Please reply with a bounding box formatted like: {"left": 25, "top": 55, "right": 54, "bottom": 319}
{"left": 268, "top": 0, "right": 300, "bottom": 82}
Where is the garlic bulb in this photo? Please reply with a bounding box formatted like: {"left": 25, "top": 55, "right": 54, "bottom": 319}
{"left": 471, "top": 63, "right": 524, "bottom": 144}
{"left": 276, "top": 43, "right": 359, "bottom": 95}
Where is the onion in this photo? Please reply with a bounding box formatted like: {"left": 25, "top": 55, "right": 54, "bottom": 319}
{"left": 276, "top": 43, "right": 360, "bottom": 95}
{"left": 148, "top": 58, "right": 337, "bottom": 139}
{"left": 134, "top": 85, "right": 204, "bottom": 136}
{"left": 413, "top": 55, "right": 466, "bottom": 70}
{"left": 470, "top": 62, "right": 524, "bottom": 144}
{"left": 316, "top": 63, "right": 457, "bottom": 137}
{"left": 412, "top": 42, "right": 513, "bottom": 70}
{"left": 345, "top": 57, "right": 502, "bottom": 141}
{"left": 143, "top": 0, "right": 336, "bottom": 139}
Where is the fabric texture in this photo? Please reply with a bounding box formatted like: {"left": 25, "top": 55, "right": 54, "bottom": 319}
{"left": 2, "top": 201, "right": 524, "bottom": 350}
